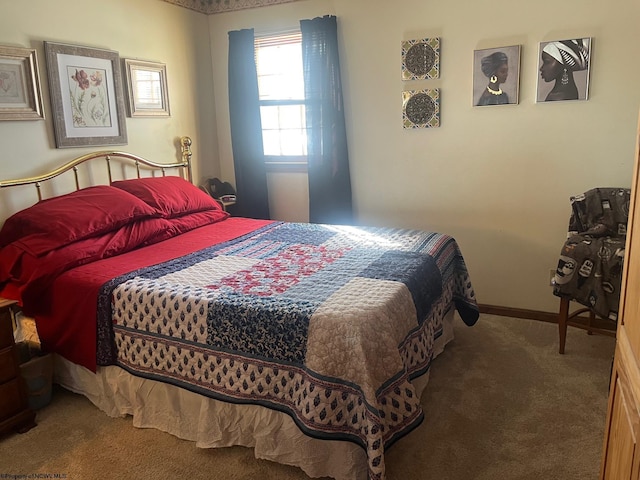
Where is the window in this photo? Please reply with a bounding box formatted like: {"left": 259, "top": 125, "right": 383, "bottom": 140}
{"left": 255, "top": 31, "right": 307, "bottom": 166}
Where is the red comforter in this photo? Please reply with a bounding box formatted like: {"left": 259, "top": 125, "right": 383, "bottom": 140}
{"left": 1, "top": 217, "right": 272, "bottom": 371}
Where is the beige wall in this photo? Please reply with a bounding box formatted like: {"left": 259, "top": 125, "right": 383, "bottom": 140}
{"left": 0, "top": 0, "right": 218, "bottom": 219}
{"left": 209, "top": 0, "right": 640, "bottom": 314}
{"left": 1, "top": 0, "right": 638, "bottom": 315}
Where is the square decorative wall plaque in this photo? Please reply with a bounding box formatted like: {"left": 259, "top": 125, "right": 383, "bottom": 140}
{"left": 402, "top": 89, "right": 440, "bottom": 128}
{"left": 402, "top": 38, "right": 440, "bottom": 80}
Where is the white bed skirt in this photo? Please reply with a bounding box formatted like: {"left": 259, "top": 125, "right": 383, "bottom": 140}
{"left": 53, "top": 310, "right": 455, "bottom": 480}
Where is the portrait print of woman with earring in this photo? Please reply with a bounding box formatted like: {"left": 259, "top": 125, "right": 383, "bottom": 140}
{"left": 476, "top": 52, "right": 510, "bottom": 106}
{"left": 473, "top": 45, "right": 521, "bottom": 107}
{"left": 537, "top": 38, "right": 591, "bottom": 102}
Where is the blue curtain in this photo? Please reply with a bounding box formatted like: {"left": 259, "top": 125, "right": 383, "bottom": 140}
{"left": 301, "top": 15, "right": 353, "bottom": 225}
{"left": 228, "top": 29, "right": 270, "bottom": 220}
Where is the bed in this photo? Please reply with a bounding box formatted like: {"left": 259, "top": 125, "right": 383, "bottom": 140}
{"left": 0, "top": 138, "right": 479, "bottom": 480}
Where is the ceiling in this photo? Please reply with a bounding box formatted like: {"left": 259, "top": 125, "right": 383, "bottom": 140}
{"left": 163, "top": 0, "right": 302, "bottom": 14}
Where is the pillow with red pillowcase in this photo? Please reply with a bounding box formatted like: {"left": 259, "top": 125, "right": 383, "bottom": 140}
{"left": 168, "top": 209, "right": 229, "bottom": 235}
{"left": 0, "top": 211, "right": 229, "bottom": 295}
{"left": 0, "top": 216, "right": 175, "bottom": 311}
{"left": 0, "top": 185, "right": 158, "bottom": 252}
{"left": 111, "top": 176, "right": 223, "bottom": 218}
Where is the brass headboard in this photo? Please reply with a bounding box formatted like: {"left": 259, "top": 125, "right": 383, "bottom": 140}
{"left": 0, "top": 136, "right": 194, "bottom": 203}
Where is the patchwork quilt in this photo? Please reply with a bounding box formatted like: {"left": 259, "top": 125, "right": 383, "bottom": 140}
{"left": 96, "top": 222, "right": 478, "bottom": 480}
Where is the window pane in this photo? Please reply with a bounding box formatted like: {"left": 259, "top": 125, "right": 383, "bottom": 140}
{"left": 280, "top": 129, "right": 306, "bottom": 156}
{"left": 256, "top": 44, "right": 304, "bottom": 100}
{"left": 261, "top": 128, "right": 307, "bottom": 156}
{"left": 262, "top": 130, "right": 282, "bottom": 156}
{"left": 260, "top": 106, "right": 280, "bottom": 130}
{"left": 278, "top": 105, "right": 305, "bottom": 129}
{"left": 260, "top": 103, "right": 306, "bottom": 154}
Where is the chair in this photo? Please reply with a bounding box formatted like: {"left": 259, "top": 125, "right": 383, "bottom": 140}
{"left": 199, "top": 177, "right": 237, "bottom": 213}
{"left": 552, "top": 187, "right": 631, "bottom": 353}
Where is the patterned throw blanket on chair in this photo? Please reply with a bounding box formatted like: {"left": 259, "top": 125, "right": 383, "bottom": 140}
{"left": 553, "top": 187, "right": 631, "bottom": 321}
{"left": 96, "top": 222, "right": 479, "bottom": 480}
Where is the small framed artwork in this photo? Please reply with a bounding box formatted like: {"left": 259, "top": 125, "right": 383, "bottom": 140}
{"left": 402, "top": 38, "right": 440, "bottom": 80}
{"left": 537, "top": 38, "right": 591, "bottom": 102}
{"left": 402, "top": 89, "right": 440, "bottom": 128}
{"left": 0, "top": 46, "right": 44, "bottom": 121}
{"left": 473, "top": 45, "right": 521, "bottom": 107}
{"left": 123, "top": 59, "right": 170, "bottom": 117}
{"left": 44, "top": 41, "right": 127, "bottom": 148}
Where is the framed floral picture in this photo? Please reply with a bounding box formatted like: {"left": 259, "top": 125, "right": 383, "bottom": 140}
{"left": 0, "top": 45, "right": 44, "bottom": 121}
{"left": 44, "top": 42, "right": 127, "bottom": 148}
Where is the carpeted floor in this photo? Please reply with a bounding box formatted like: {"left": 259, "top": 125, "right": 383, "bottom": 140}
{"left": 0, "top": 314, "right": 615, "bottom": 480}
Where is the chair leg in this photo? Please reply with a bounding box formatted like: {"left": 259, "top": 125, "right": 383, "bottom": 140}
{"left": 558, "top": 297, "right": 570, "bottom": 354}
{"left": 587, "top": 309, "right": 595, "bottom": 335}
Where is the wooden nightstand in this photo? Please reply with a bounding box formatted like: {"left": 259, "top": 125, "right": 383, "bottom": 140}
{"left": 0, "top": 299, "right": 36, "bottom": 435}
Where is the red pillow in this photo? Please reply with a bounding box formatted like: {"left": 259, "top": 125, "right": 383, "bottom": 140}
{"left": 111, "top": 176, "right": 223, "bottom": 218}
{"left": 168, "top": 209, "right": 229, "bottom": 235}
{"left": 0, "top": 185, "right": 158, "bottom": 251}
{"left": 0, "top": 217, "right": 176, "bottom": 308}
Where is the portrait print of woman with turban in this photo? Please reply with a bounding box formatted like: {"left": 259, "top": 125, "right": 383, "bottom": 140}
{"left": 538, "top": 38, "right": 590, "bottom": 101}
{"left": 476, "top": 52, "right": 510, "bottom": 106}
{"left": 473, "top": 46, "right": 520, "bottom": 107}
